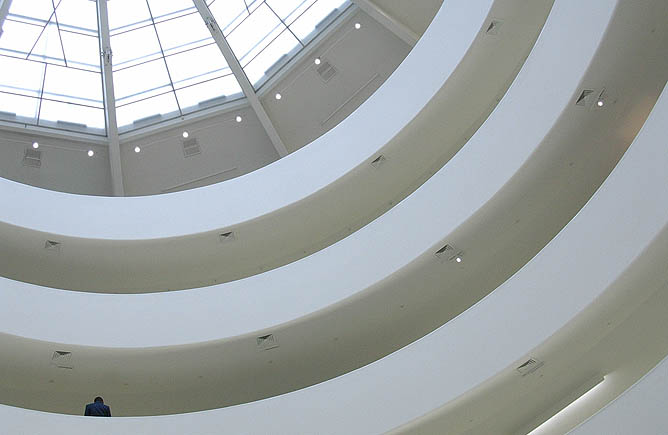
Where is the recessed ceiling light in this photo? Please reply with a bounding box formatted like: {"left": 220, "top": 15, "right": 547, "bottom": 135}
{"left": 134, "top": 146, "right": 141, "bottom": 153}
{"left": 455, "top": 256, "right": 462, "bottom": 263}
{"left": 32, "top": 142, "right": 39, "bottom": 149}
{"left": 355, "top": 22, "right": 361, "bottom": 29}
{"left": 314, "top": 57, "right": 321, "bottom": 65}
{"left": 236, "top": 115, "right": 242, "bottom": 123}
{"left": 87, "top": 150, "right": 94, "bottom": 157}
{"left": 275, "top": 93, "right": 282, "bottom": 100}
{"left": 182, "top": 131, "right": 189, "bottom": 138}
{"left": 597, "top": 100, "right": 604, "bottom": 107}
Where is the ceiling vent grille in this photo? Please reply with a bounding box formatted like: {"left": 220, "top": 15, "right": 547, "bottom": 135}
{"left": 257, "top": 334, "right": 279, "bottom": 350}
{"left": 576, "top": 89, "right": 594, "bottom": 106}
{"left": 51, "top": 351, "right": 73, "bottom": 369}
{"left": 435, "top": 244, "right": 462, "bottom": 262}
{"left": 316, "top": 59, "right": 337, "bottom": 82}
{"left": 486, "top": 19, "right": 502, "bottom": 35}
{"left": 370, "top": 154, "right": 386, "bottom": 169}
{"left": 23, "top": 147, "right": 42, "bottom": 168}
{"left": 219, "top": 231, "right": 236, "bottom": 243}
{"left": 182, "top": 137, "right": 201, "bottom": 157}
{"left": 44, "top": 240, "right": 61, "bottom": 252}
{"left": 516, "top": 357, "right": 543, "bottom": 376}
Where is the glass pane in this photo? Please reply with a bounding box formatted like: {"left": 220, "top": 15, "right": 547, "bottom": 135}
{"left": 38, "top": 100, "right": 105, "bottom": 130}
{"left": 244, "top": 30, "right": 300, "bottom": 86}
{"left": 111, "top": 26, "right": 162, "bottom": 70}
{"left": 108, "top": 0, "right": 152, "bottom": 33}
{"left": 146, "top": 0, "right": 197, "bottom": 23}
{"left": 0, "top": 92, "right": 40, "bottom": 122}
{"left": 7, "top": 0, "right": 55, "bottom": 23}
{"left": 154, "top": 11, "right": 212, "bottom": 56}
{"left": 55, "top": 0, "right": 99, "bottom": 33}
{"left": 290, "top": 0, "right": 348, "bottom": 44}
{"left": 60, "top": 31, "right": 100, "bottom": 71}
{"left": 266, "top": 0, "right": 315, "bottom": 25}
{"left": 116, "top": 92, "right": 180, "bottom": 129}
{"left": 226, "top": 3, "right": 283, "bottom": 66}
{"left": 113, "top": 59, "right": 172, "bottom": 105}
{"left": 27, "top": 22, "right": 66, "bottom": 65}
{"left": 207, "top": 0, "right": 249, "bottom": 36}
{"left": 176, "top": 75, "right": 242, "bottom": 112}
{"left": 165, "top": 44, "right": 231, "bottom": 88}
{"left": 0, "top": 56, "right": 45, "bottom": 98}
{"left": 0, "top": 20, "right": 44, "bottom": 56}
{"left": 42, "top": 64, "right": 103, "bottom": 108}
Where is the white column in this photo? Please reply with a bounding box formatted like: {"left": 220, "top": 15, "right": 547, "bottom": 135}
{"left": 193, "top": 0, "right": 289, "bottom": 158}
{"left": 0, "top": 0, "right": 13, "bottom": 38}
{"left": 351, "top": 0, "right": 418, "bottom": 46}
{"left": 97, "top": 0, "right": 125, "bottom": 196}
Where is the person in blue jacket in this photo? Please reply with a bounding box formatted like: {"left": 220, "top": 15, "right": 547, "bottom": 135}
{"left": 84, "top": 396, "right": 111, "bottom": 417}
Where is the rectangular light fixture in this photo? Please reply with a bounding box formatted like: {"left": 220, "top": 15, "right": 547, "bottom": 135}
{"left": 527, "top": 376, "right": 605, "bottom": 434}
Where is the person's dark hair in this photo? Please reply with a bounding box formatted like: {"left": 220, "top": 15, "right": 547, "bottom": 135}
{"left": 94, "top": 396, "right": 104, "bottom": 403}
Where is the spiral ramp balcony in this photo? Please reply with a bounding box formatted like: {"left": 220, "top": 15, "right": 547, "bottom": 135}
{"left": 0, "top": 0, "right": 667, "bottom": 433}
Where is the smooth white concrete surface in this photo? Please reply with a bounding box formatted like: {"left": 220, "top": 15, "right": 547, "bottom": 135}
{"left": 0, "top": 0, "right": 606, "bottom": 347}
{"left": 0, "top": 0, "right": 492, "bottom": 240}
{"left": 570, "top": 354, "right": 668, "bottom": 435}
{"left": 0, "top": 48, "right": 666, "bottom": 435}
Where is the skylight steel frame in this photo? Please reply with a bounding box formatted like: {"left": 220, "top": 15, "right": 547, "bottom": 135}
{"left": 0, "top": 0, "right": 359, "bottom": 195}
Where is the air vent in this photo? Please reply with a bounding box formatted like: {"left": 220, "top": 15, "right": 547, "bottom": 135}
{"left": 44, "top": 240, "right": 62, "bottom": 253}
{"left": 316, "top": 59, "right": 337, "bottom": 82}
{"left": 56, "top": 120, "right": 87, "bottom": 130}
{"left": 219, "top": 231, "right": 236, "bottom": 243}
{"left": 486, "top": 19, "right": 502, "bottom": 35}
{"left": 51, "top": 351, "right": 73, "bottom": 369}
{"left": 257, "top": 334, "right": 279, "bottom": 350}
{"left": 576, "top": 89, "right": 594, "bottom": 106}
{"left": 435, "top": 244, "right": 463, "bottom": 262}
{"left": 182, "top": 137, "right": 201, "bottom": 157}
{"left": 23, "top": 147, "right": 42, "bottom": 168}
{"left": 516, "top": 357, "right": 543, "bottom": 376}
{"left": 370, "top": 154, "right": 386, "bottom": 169}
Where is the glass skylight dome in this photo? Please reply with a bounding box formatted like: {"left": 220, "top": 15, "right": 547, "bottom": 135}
{"left": 0, "top": 0, "right": 350, "bottom": 135}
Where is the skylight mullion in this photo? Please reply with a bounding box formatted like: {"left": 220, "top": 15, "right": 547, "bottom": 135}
{"left": 50, "top": 0, "right": 67, "bottom": 66}
{"left": 35, "top": 62, "right": 48, "bottom": 123}
{"left": 264, "top": 1, "right": 304, "bottom": 48}
{"left": 0, "top": 0, "right": 14, "bottom": 37}
{"left": 144, "top": 0, "right": 182, "bottom": 115}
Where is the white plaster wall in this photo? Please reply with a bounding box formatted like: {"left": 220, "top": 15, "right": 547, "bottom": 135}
{"left": 262, "top": 9, "right": 411, "bottom": 153}
{"left": 120, "top": 107, "right": 278, "bottom": 196}
{"left": 0, "top": 130, "right": 111, "bottom": 195}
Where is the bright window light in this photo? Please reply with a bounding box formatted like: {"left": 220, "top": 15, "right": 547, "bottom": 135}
{"left": 528, "top": 377, "right": 605, "bottom": 434}
{"left": 32, "top": 142, "right": 39, "bottom": 149}
{"left": 0, "top": 0, "right": 350, "bottom": 134}
{"left": 0, "top": 0, "right": 104, "bottom": 133}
